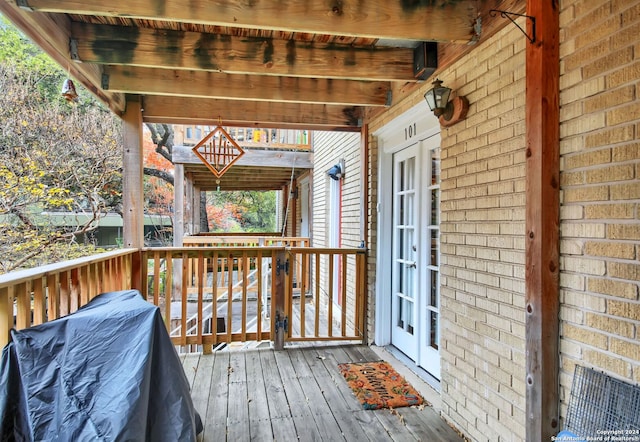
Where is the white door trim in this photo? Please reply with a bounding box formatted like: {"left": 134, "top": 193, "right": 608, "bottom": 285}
{"left": 373, "top": 103, "right": 440, "bottom": 352}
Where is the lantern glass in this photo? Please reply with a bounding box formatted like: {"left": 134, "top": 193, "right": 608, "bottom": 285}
{"left": 424, "top": 79, "right": 451, "bottom": 113}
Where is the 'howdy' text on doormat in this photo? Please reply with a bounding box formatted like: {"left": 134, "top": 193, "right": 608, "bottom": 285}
{"left": 338, "top": 361, "right": 424, "bottom": 410}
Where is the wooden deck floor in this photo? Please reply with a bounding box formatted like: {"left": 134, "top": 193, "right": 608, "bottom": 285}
{"left": 181, "top": 344, "right": 463, "bottom": 442}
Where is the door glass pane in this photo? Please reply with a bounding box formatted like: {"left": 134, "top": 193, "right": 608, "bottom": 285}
{"left": 406, "top": 267, "right": 414, "bottom": 300}
{"left": 430, "top": 229, "right": 438, "bottom": 266}
{"left": 429, "top": 311, "right": 438, "bottom": 349}
{"left": 430, "top": 269, "right": 438, "bottom": 307}
{"left": 431, "top": 189, "right": 439, "bottom": 224}
{"left": 431, "top": 153, "right": 440, "bottom": 185}
{"left": 406, "top": 300, "right": 414, "bottom": 335}
{"left": 399, "top": 161, "right": 405, "bottom": 191}
{"left": 407, "top": 157, "right": 415, "bottom": 189}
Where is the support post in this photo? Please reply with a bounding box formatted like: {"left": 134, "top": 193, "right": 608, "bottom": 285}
{"left": 172, "top": 164, "right": 185, "bottom": 307}
{"left": 525, "top": 1, "right": 560, "bottom": 441}
{"left": 173, "top": 164, "right": 185, "bottom": 247}
{"left": 122, "top": 97, "right": 144, "bottom": 248}
{"left": 185, "top": 172, "right": 193, "bottom": 236}
{"left": 193, "top": 185, "right": 201, "bottom": 235}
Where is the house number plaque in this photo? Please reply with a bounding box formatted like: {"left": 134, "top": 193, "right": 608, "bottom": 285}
{"left": 404, "top": 123, "right": 417, "bottom": 141}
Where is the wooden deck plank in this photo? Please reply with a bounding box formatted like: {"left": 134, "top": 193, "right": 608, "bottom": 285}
{"left": 191, "top": 353, "right": 214, "bottom": 422}
{"left": 273, "top": 349, "right": 325, "bottom": 441}
{"left": 203, "top": 352, "right": 230, "bottom": 440}
{"left": 245, "top": 350, "right": 274, "bottom": 441}
{"left": 189, "top": 345, "right": 463, "bottom": 442}
{"left": 259, "top": 350, "right": 298, "bottom": 442}
{"left": 304, "top": 346, "right": 364, "bottom": 413}
{"left": 311, "top": 346, "right": 428, "bottom": 441}
{"left": 400, "top": 407, "right": 463, "bottom": 442}
{"left": 182, "top": 353, "right": 200, "bottom": 389}
{"left": 372, "top": 409, "right": 420, "bottom": 442}
{"left": 352, "top": 409, "right": 397, "bottom": 441}
{"left": 271, "top": 416, "right": 298, "bottom": 442}
{"left": 227, "top": 352, "right": 251, "bottom": 442}
{"left": 300, "top": 346, "right": 385, "bottom": 442}
{"left": 291, "top": 349, "right": 348, "bottom": 441}
{"left": 259, "top": 350, "right": 293, "bottom": 419}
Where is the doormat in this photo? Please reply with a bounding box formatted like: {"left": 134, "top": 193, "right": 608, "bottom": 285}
{"left": 338, "top": 361, "right": 424, "bottom": 410}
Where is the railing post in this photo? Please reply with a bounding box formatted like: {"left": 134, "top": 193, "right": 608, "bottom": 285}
{"left": 273, "top": 250, "right": 286, "bottom": 350}
{"left": 131, "top": 249, "right": 143, "bottom": 293}
{"left": 0, "top": 287, "right": 11, "bottom": 349}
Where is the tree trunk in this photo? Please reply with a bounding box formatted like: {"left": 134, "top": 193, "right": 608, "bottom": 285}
{"left": 200, "top": 193, "right": 209, "bottom": 232}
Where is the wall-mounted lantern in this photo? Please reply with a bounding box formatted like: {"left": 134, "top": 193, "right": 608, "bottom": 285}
{"left": 424, "top": 79, "right": 469, "bottom": 127}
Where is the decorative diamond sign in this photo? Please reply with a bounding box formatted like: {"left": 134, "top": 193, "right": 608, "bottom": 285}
{"left": 192, "top": 126, "right": 245, "bottom": 178}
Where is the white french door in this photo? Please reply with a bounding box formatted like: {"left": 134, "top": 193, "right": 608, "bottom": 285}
{"left": 391, "top": 144, "right": 420, "bottom": 359}
{"left": 419, "top": 141, "right": 440, "bottom": 378}
{"left": 391, "top": 137, "right": 441, "bottom": 379}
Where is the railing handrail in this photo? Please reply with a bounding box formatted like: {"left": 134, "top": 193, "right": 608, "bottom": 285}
{"left": 0, "top": 248, "right": 138, "bottom": 288}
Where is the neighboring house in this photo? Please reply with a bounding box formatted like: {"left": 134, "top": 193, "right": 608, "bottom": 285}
{"left": 0, "top": 212, "right": 173, "bottom": 247}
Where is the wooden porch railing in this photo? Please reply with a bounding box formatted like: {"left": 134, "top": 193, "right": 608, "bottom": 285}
{"left": 140, "top": 245, "right": 366, "bottom": 351}
{"left": 0, "top": 249, "right": 137, "bottom": 348}
{"left": 0, "top": 245, "right": 366, "bottom": 351}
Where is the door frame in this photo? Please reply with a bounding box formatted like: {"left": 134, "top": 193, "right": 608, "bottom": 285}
{"left": 373, "top": 102, "right": 440, "bottom": 353}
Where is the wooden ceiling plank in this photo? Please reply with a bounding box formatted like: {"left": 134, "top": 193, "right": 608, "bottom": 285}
{"left": 25, "top": 0, "right": 478, "bottom": 42}
{"left": 71, "top": 23, "right": 415, "bottom": 82}
{"left": 105, "top": 66, "right": 390, "bottom": 107}
{"left": 141, "top": 96, "right": 362, "bottom": 130}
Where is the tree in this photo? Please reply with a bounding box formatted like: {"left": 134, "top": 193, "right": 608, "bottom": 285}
{"left": 207, "top": 191, "right": 276, "bottom": 232}
{"left": 0, "top": 63, "right": 123, "bottom": 272}
{"left": 145, "top": 124, "right": 277, "bottom": 233}
{"left": 0, "top": 17, "right": 123, "bottom": 273}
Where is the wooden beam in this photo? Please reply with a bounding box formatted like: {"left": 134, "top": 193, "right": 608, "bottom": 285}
{"left": 0, "top": 2, "right": 125, "bottom": 114}
{"left": 367, "top": 0, "right": 526, "bottom": 112}
{"left": 173, "top": 146, "right": 313, "bottom": 168}
{"left": 71, "top": 23, "right": 415, "bottom": 82}
{"left": 186, "top": 165, "right": 307, "bottom": 192}
{"left": 141, "top": 96, "right": 362, "bottom": 130}
{"left": 525, "top": 1, "right": 560, "bottom": 441}
{"left": 104, "top": 66, "right": 390, "bottom": 107}
{"left": 122, "top": 97, "right": 144, "bottom": 248}
{"left": 24, "top": 0, "right": 478, "bottom": 42}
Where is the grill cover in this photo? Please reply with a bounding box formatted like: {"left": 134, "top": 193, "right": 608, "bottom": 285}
{"left": 0, "top": 290, "right": 202, "bottom": 441}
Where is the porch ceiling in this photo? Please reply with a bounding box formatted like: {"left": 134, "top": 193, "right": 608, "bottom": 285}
{"left": 172, "top": 144, "right": 311, "bottom": 191}
{"left": 1, "top": 0, "right": 524, "bottom": 131}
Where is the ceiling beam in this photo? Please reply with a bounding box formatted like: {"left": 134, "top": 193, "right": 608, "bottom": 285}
{"left": 187, "top": 168, "right": 307, "bottom": 191}
{"left": 173, "top": 146, "right": 313, "bottom": 168}
{"left": 71, "top": 23, "right": 416, "bottom": 82}
{"left": 104, "top": 66, "right": 390, "bottom": 107}
{"left": 23, "top": 0, "right": 478, "bottom": 42}
{"left": 141, "top": 96, "right": 362, "bottom": 130}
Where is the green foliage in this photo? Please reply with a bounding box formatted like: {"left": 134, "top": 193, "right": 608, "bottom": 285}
{"left": 0, "top": 61, "right": 123, "bottom": 273}
{"left": 207, "top": 190, "right": 276, "bottom": 232}
{"left": 0, "top": 15, "right": 66, "bottom": 102}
